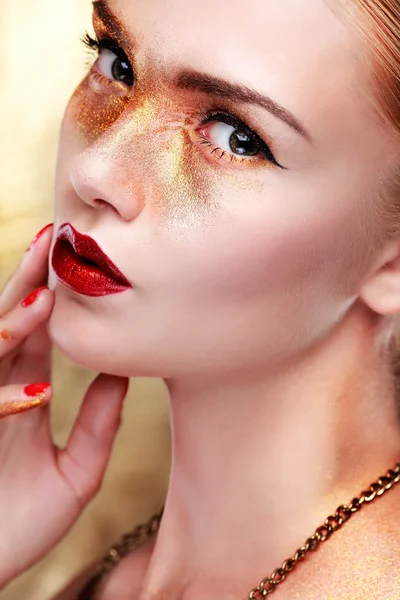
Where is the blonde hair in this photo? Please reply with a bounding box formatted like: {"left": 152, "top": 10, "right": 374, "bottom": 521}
{"left": 338, "top": 1, "right": 400, "bottom": 391}
{"left": 336, "top": 1, "right": 400, "bottom": 128}
{"left": 331, "top": 1, "right": 400, "bottom": 240}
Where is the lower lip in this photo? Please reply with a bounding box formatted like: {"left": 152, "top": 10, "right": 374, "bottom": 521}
{"left": 51, "top": 240, "right": 131, "bottom": 297}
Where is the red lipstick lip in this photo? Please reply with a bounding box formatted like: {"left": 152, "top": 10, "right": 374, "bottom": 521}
{"left": 52, "top": 223, "right": 132, "bottom": 297}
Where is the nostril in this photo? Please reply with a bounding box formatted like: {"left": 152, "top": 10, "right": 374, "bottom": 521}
{"left": 93, "top": 198, "right": 109, "bottom": 208}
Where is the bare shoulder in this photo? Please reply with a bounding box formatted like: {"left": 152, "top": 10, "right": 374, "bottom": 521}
{"left": 53, "top": 534, "right": 157, "bottom": 600}
{"left": 289, "top": 488, "right": 400, "bottom": 600}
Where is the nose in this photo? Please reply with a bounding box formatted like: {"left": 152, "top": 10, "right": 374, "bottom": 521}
{"left": 68, "top": 116, "right": 153, "bottom": 222}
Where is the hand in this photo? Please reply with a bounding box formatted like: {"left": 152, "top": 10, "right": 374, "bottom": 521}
{"left": 0, "top": 224, "right": 129, "bottom": 587}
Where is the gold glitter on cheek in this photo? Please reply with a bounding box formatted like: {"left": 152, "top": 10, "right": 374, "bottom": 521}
{"left": 150, "top": 126, "right": 219, "bottom": 230}
{"left": 69, "top": 77, "right": 131, "bottom": 144}
{"left": 145, "top": 105, "right": 266, "bottom": 230}
{"left": 0, "top": 396, "right": 45, "bottom": 419}
{"left": 155, "top": 131, "right": 264, "bottom": 233}
{"left": 0, "top": 330, "right": 12, "bottom": 341}
{"left": 65, "top": 73, "right": 260, "bottom": 230}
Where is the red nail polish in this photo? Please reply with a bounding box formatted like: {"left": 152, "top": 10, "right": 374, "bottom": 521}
{"left": 21, "top": 286, "right": 48, "bottom": 307}
{"left": 24, "top": 383, "right": 50, "bottom": 397}
{"left": 27, "top": 223, "right": 53, "bottom": 251}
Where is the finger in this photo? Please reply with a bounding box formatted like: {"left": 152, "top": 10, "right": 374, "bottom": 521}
{"left": 0, "top": 224, "right": 53, "bottom": 315}
{"left": 0, "top": 383, "right": 51, "bottom": 419}
{"left": 15, "top": 324, "right": 52, "bottom": 387}
{"left": 0, "top": 288, "right": 54, "bottom": 387}
{"left": 0, "top": 287, "right": 54, "bottom": 360}
{"left": 57, "top": 374, "right": 130, "bottom": 506}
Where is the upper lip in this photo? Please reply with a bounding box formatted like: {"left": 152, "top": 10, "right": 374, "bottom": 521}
{"left": 56, "top": 223, "right": 131, "bottom": 286}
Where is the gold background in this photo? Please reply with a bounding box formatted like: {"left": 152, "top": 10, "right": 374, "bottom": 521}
{"left": 0, "top": 1, "right": 171, "bottom": 598}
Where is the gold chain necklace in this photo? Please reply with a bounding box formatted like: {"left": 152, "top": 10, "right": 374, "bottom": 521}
{"left": 77, "top": 461, "right": 400, "bottom": 599}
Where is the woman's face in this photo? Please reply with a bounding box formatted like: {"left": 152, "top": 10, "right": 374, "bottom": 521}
{"left": 49, "top": 0, "right": 399, "bottom": 378}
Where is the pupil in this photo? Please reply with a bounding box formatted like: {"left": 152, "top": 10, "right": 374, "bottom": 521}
{"left": 112, "top": 58, "right": 134, "bottom": 87}
{"left": 230, "top": 131, "right": 259, "bottom": 156}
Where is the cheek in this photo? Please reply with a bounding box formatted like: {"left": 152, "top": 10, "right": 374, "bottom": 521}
{"left": 161, "top": 192, "right": 363, "bottom": 309}
{"left": 56, "top": 80, "right": 372, "bottom": 307}
{"left": 64, "top": 77, "right": 131, "bottom": 144}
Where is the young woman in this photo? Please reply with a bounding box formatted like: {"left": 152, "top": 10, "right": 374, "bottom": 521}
{"left": 0, "top": 0, "right": 400, "bottom": 598}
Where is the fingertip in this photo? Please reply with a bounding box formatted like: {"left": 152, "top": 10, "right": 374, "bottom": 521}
{"left": 21, "top": 286, "right": 50, "bottom": 308}
{"left": 0, "top": 383, "right": 52, "bottom": 419}
{"left": 24, "top": 382, "right": 52, "bottom": 401}
{"left": 26, "top": 223, "right": 54, "bottom": 252}
{"left": 95, "top": 373, "right": 130, "bottom": 397}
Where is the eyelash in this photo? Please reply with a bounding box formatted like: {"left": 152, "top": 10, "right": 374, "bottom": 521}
{"left": 196, "top": 110, "right": 281, "bottom": 168}
{"left": 81, "top": 31, "right": 283, "bottom": 170}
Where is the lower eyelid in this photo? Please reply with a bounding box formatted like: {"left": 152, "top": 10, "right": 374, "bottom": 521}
{"left": 193, "top": 131, "right": 265, "bottom": 170}
{"left": 87, "top": 71, "right": 115, "bottom": 93}
{"left": 88, "top": 69, "right": 130, "bottom": 96}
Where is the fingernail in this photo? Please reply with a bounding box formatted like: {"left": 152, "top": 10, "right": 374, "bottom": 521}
{"left": 0, "top": 383, "right": 50, "bottom": 419}
{"left": 24, "top": 383, "right": 51, "bottom": 397}
{"left": 21, "top": 286, "right": 48, "bottom": 308}
{"left": 27, "top": 223, "right": 53, "bottom": 251}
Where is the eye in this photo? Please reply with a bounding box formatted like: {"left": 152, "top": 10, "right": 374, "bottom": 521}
{"left": 96, "top": 45, "right": 134, "bottom": 87}
{"left": 197, "top": 111, "right": 284, "bottom": 168}
{"left": 82, "top": 32, "right": 135, "bottom": 88}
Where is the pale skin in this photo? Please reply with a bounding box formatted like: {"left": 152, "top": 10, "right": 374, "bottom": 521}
{"left": 1, "top": 0, "right": 400, "bottom": 598}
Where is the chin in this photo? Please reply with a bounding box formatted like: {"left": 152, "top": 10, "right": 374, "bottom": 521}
{"left": 47, "top": 291, "right": 170, "bottom": 378}
{"left": 49, "top": 312, "right": 121, "bottom": 376}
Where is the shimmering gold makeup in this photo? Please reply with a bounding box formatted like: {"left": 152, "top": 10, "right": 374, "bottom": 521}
{"left": 92, "top": 0, "right": 132, "bottom": 52}
{"left": 69, "top": 60, "right": 217, "bottom": 226}
{"left": 67, "top": 0, "right": 260, "bottom": 228}
{"left": 72, "top": 81, "right": 131, "bottom": 143}
{"left": 70, "top": 0, "right": 133, "bottom": 142}
{"left": 0, "top": 386, "right": 49, "bottom": 418}
{"left": 0, "top": 399, "right": 43, "bottom": 419}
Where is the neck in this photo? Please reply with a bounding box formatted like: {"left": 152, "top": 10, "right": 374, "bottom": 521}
{"left": 141, "top": 303, "right": 400, "bottom": 599}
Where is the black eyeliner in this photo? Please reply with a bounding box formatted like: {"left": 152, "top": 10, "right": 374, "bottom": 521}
{"left": 200, "top": 110, "right": 284, "bottom": 168}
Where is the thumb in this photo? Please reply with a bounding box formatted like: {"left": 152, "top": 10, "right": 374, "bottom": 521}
{"left": 57, "top": 374, "right": 129, "bottom": 507}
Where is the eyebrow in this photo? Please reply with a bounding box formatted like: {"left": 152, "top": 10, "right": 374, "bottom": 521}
{"left": 175, "top": 71, "right": 311, "bottom": 141}
{"left": 93, "top": 0, "right": 129, "bottom": 46}
{"left": 92, "top": 0, "right": 312, "bottom": 142}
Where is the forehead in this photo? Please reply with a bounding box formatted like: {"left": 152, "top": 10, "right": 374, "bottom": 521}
{"left": 117, "top": 0, "right": 350, "bottom": 75}
{"left": 116, "top": 0, "right": 348, "bottom": 59}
